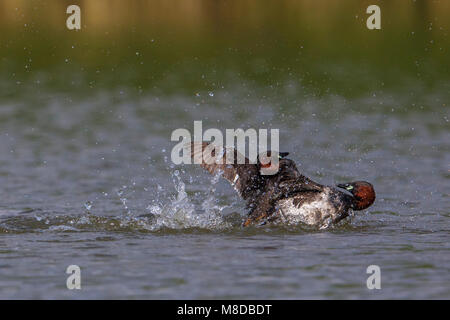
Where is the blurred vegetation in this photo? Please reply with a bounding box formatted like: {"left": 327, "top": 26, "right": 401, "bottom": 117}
{"left": 0, "top": 0, "right": 449, "bottom": 101}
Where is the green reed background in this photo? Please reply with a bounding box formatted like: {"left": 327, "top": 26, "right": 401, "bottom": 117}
{"left": 0, "top": 0, "right": 449, "bottom": 107}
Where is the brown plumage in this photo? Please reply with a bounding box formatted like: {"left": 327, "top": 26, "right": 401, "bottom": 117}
{"left": 189, "top": 142, "right": 375, "bottom": 228}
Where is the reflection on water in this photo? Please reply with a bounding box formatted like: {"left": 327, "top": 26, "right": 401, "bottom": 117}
{"left": 0, "top": 0, "right": 449, "bottom": 299}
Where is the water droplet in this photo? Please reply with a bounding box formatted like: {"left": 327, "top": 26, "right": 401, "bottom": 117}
{"left": 84, "top": 201, "right": 93, "bottom": 211}
{"left": 147, "top": 205, "right": 162, "bottom": 215}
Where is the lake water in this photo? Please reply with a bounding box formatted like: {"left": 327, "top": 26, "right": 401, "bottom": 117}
{"left": 0, "top": 0, "right": 449, "bottom": 299}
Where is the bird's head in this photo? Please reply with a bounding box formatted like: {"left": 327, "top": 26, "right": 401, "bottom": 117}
{"left": 337, "top": 181, "right": 376, "bottom": 210}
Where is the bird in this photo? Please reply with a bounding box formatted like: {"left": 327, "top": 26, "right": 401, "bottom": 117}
{"left": 189, "top": 142, "right": 376, "bottom": 229}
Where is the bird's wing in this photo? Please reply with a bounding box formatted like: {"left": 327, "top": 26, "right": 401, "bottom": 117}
{"left": 276, "top": 176, "right": 324, "bottom": 196}
{"left": 190, "top": 142, "right": 262, "bottom": 200}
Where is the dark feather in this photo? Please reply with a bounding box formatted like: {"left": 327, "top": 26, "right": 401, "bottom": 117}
{"left": 190, "top": 142, "right": 326, "bottom": 226}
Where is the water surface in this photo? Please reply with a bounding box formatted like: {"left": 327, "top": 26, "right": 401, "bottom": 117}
{"left": 0, "top": 0, "right": 449, "bottom": 299}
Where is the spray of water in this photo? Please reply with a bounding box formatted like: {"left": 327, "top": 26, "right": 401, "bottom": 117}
{"left": 145, "top": 169, "right": 232, "bottom": 231}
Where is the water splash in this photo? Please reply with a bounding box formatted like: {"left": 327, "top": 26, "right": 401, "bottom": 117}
{"left": 0, "top": 166, "right": 236, "bottom": 234}
{"left": 145, "top": 169, "right": 232, "bottom": 231}
{"left": 84, "top": 201, "right": 93, "bottom": 212}
{"left": 117, "top": 186, "right": 132, "bottom": 217}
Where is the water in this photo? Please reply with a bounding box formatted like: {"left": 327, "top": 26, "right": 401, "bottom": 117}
{"left": 0, "top": 0, "right": 449, "bottom": 299}
{"left": 0, "top": 88, "right": 448, "bottom": 299}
